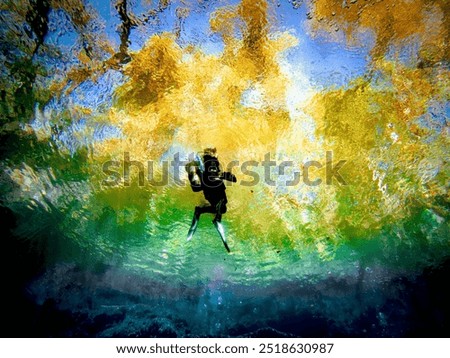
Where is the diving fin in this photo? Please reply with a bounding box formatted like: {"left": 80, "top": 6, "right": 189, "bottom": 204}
{"left": 213, "top": 220, "right": 230, "bottom": 253}
{"left": 187, "top": 209, "right": 200, "bottom": 241}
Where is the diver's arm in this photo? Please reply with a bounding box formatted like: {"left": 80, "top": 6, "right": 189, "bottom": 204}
{"left": 190, "top": 172, "right": 203, "bottom": 191}
{"left": 186, "top": 162, "right": 203, "bottom": 191}
{"left": 221, "top": 172, "right": 237, "bottom": 182}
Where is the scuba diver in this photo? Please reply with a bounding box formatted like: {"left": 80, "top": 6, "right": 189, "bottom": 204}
{"left": 185, "top": 147, "right": 237, "bottom": 252}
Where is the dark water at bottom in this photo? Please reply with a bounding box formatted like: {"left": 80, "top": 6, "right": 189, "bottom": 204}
{"left": 3, "top": 258, "right": 449, "bottom": 338}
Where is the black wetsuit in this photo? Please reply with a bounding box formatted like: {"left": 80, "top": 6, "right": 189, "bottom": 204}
{"left": 196, "top": 154, "right": 234, "bottom": 222}
{"left": 186, "top": 153, "right": 236, "bottom": 250}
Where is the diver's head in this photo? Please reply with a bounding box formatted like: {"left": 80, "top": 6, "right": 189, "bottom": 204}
{"left": 203, "top": 147, "right": 217, "bottom": 158}
{"left": 202, "top": 147, "right": 221, "bottom": 178}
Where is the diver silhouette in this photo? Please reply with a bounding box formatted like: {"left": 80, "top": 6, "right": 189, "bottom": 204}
{"left": 185, "top": 147, "right": 236, "bottom": 252}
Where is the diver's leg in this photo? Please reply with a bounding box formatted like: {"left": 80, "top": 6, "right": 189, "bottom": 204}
{"left": 187, "top": 205, "right": 216, "bottom": 240}
{"left": 212, "top": 198, "right": 227, "bottom": 222}
{"left": 212, "top": 199, "right": 230, "bottom": 252}
{"left": 213, "top": 220, "right": 230, "bottom": 252}
{"left": 201, "top": 205, "right": 216, "bottom": 214}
